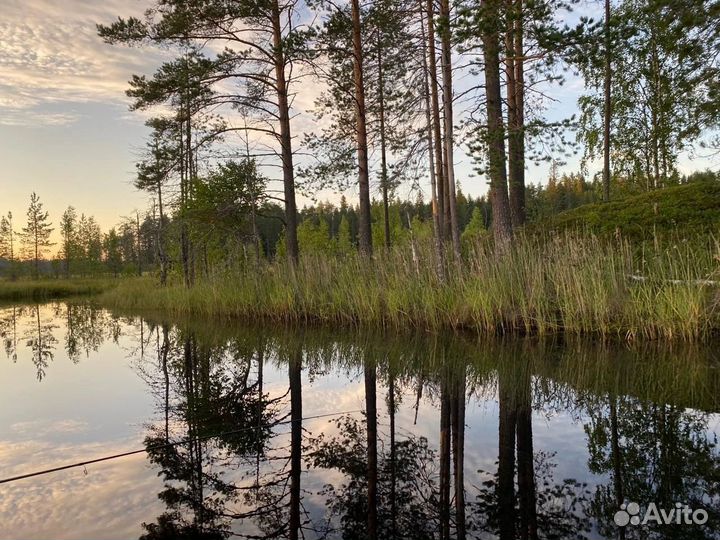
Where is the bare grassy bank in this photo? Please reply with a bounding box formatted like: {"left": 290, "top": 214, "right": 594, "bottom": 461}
{"left": 0, "top": 278, "right": 118, "bottom": 302}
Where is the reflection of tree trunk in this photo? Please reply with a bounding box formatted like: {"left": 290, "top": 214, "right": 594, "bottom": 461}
{"left": 440, "top": 381, "right": 451, "bottom": 540}
{"left": 414, "top": 377, "right": 424, "bottom": 425}
{"left": 289, "top": 350, "right": 302, "bottom": 540}
{"left": 161, "top": 325, "right": 170, "bottom": 441}
{"left": 610, "top": 396, "right": 625, "bottom": 540}
{"left": 452, "top": 371, "right": 467, "bottom": 540}
{"left": 182, "top": 336, "right": 206, "bottom": 530}
{"left": 516, "top": 362, "right": 537, "bottom": 540}
{"left": 365, "top": 359, "right": 378, "bottom": 540}
{"left": 256, "top": 348, "right": 264, "bottom": 491}
{"left": 498, "top": 370, "right": 517, "bottom": 540}
{"left": 389, "top": 373, "right": 397, "bottom": 537}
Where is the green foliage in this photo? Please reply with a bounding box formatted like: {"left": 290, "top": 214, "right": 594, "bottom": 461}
{"left": 337, "top": 215, "right": 353, "bottom": 254}
{"left": 187, "top": 159, "right": 265, "bottom": 241}
{"left": 297, "top": 218, "right": 335, "bottom": 255}
{"left": 461, "top": 207, "right": 489, "bottom": 253}
{"left": 575, "top": 0, "right": 720, "bottom": 188}
{"left": 103, "top": 228, "right": 123, "bottom": 277}
{"left": 540, "top": 179, "right": 720, "bottom": 240}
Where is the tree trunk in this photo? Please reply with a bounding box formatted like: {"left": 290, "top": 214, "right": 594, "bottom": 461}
{"left": 156, "top": 178, "right": 168, "bottom": 286}
{"left": 419, "top": 1, "right": 446, "bottom": 281}
{"left": 483, "top": 0, "right": 513, "bottom": 247}
{"left": 439, "top": 0, "right": 461, "bottom": 259}
{"left": 603, "top": 0, "right": 612, "bottom": 201}
{"left": 136, "top": 212, "right": 142, "bottom": 277}
{"left": 351, "top": 0, "right": 373, "bottom": 257}
{"left": 506, "top": 0, "right": 526, "bottom": 226}
{"left": 426, "top": 0, "right": 447, "bottom": 244}
{"left": 271, "top": 0, "right": 300, "bottom": 264}
{"left": 378, "top": 45, "right": 391, "bottom": 249}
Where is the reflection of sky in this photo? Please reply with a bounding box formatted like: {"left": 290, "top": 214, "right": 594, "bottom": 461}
{"left": 0, "top": 304, "right": 718, "bottom": 539}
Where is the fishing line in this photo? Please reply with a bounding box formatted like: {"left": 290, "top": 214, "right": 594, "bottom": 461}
{"left": 0, "top": 409, "right": 363, "bottom": 485}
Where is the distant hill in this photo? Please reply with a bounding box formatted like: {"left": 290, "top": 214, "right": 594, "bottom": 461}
{"left": 539, "top": 180, "right": 720, "bottom": 240}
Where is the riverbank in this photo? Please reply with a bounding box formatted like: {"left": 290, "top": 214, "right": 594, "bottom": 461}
{"left": 99, "top": 233, "right": 720, "bottom": 340}
{"left": 0, "top": 278, "right": 117, "bottom": 302}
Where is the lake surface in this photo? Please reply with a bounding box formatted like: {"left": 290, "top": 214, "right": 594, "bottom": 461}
{"left": 1, "top": 302, "right": 719, "bottom": 540}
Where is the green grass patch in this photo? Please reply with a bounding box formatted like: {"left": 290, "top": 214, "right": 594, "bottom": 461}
{"left": 0, "top": 278, "right": 120, "bottom": 302}
{"left": 539, "top": 180, "right": 720, "bottom": 240}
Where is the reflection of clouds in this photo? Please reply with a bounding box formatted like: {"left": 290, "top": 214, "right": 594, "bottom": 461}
{"left": 0, "top": 437, "right": 163, "bottom": 540}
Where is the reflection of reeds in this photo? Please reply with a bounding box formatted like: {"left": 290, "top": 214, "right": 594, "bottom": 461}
{"left": 100, "top": 232, "right": 720, "bottom": 340}
{"left": 118, "top": 316, "right": 720, "bottom": 414}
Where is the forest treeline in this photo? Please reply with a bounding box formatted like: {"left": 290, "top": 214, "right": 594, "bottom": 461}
{"left": 2, "top": 0, "right": 719, "bottom": 284}
{"left": 1, "top": 169, "right": 716, "bottom": 280}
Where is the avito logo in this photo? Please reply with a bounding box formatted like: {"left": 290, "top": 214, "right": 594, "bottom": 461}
{"left": 614, "top": 501, "right": 708, "bottom": 527}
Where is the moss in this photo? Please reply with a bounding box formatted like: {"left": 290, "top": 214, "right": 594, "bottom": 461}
{"left": 537, "top": 180, "right": 720, "bottom": 240}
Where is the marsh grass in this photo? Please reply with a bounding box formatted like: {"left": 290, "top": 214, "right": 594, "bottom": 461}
{"left": 0, "top": 278, "right": 117, "bottom": 302}
{"left": 100, "top": 232, "right": 720, "bottom": 340}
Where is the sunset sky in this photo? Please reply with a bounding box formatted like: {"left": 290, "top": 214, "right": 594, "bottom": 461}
{"left": 1, "top": 0, "right": 716, "bottom": 246}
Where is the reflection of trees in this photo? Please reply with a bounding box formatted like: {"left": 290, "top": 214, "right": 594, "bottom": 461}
{"left": 307, "top": 415, "right": 439, "bottom": 540}
{"left": 62, "top": 303, "right": 120, "bottom": 362}
{"left": 139, "top": 330, "right": 282, "bottom": 540}
{"left": 23, "top": 305, "right": 58, "bottom": 381}
{"left": 471, "top": 356, "right": 593, "bottom": 540}
{"left": 585, "top": 396, "right": 720, "bottom": 539}
{"left": 0, "top": 305, "right": 22, "bottom": 362}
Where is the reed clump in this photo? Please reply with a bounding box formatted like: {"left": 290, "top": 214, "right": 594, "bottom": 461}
{"left": 99, "top": 232, "right": 720, "bottom": 340}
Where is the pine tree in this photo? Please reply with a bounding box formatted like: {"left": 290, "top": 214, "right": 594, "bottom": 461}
{"left": 21, "top": 193, "right": 54, "bottom": 278}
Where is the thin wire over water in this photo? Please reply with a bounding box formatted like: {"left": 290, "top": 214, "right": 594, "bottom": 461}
{"left": 0, "top": 409, "right": 363, "bottom": 485}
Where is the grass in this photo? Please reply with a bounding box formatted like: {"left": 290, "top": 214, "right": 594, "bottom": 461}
{"left": 0, "top": 278, "right": 119, "bottom": 302}
{"left": 100, "top": 231, "right": 720, "bottom": 341}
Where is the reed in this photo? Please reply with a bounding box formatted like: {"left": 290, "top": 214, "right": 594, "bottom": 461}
{"left": 99, "top": 232, "right": 720, "bottom": 340}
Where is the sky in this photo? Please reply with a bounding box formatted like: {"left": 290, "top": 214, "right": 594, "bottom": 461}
{"left": 0, "top": 0, "right": 716, "bottom": 246}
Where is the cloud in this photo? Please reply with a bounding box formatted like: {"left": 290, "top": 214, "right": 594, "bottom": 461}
{"left": 0, "top": 437, "right": 163, "bottom": 539}
{"left": 0, "top": 0, "right": 165, "bottom": 127}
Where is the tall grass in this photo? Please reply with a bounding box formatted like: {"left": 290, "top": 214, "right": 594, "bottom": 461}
{"left": 0, "top": 278, "right": 118, "bottom": 302}
{"left": 100, "top": 232, "right": 720, "bottom": 340}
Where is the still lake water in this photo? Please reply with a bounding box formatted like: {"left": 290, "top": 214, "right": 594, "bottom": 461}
{"left": 0, "top": 302, "right": 719, "bottom": 540}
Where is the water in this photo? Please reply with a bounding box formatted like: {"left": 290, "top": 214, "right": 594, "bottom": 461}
{"left": 1, "top": 302, "right": 719, "bottom": 540}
